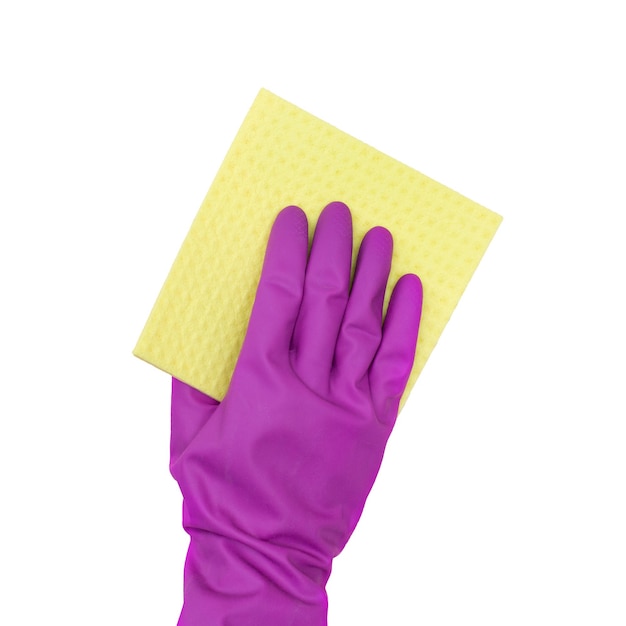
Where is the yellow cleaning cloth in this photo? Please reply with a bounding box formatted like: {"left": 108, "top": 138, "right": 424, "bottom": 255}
{"left": 134, "top": 89, "right": 501, "bottom": 406}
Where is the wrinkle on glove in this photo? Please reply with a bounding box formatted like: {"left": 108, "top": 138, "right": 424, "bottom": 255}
{"left": 170, "top": 202, "right": 422, "bottom": 625}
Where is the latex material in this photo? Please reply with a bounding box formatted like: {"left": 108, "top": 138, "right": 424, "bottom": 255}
{"left": 170, "top": 202, "right": 423, "bottom": 625}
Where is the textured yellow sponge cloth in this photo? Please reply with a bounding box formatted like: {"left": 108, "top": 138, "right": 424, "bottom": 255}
{"left": 134, "top": 88, "right": 502, "bottom": 406}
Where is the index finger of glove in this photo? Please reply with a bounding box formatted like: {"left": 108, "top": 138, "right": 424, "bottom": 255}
{"left": 240, "top": 206, "right": 309, "bottom": 361}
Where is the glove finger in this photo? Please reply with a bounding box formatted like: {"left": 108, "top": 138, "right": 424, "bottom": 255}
{"left": 333, "top": 226, "right": 392, "bottom": 388}
{"left": 292, "top": 201, "right": 353, "bottom": 391}
{"left": 240, "top": 206, "right": 308, "bottom": 362}
{"left": 369, "top": 273, "right": 423, "bottom": 425}
{"left": 170, "top": 377, "right": 220, "bottom": 468}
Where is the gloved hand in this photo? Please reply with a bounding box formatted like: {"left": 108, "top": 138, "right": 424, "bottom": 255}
{"left": 170, "top": 201, "right": 422, "bottom": 625}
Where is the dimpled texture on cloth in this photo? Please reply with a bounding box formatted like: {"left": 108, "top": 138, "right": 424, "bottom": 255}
{"left": 133, "top": 89, "right": 502, "bottom": 405}
{"left": 170, "top": 203, "right": 423, "bottom": 624}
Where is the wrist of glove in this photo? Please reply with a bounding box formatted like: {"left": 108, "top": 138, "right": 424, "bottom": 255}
{"left": 172, "top": 380, "right": 330, "bottom": 626}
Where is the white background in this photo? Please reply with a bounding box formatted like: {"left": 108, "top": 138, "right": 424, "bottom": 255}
{"left": 1, "top": 1, "right": 624, "bottom": 624}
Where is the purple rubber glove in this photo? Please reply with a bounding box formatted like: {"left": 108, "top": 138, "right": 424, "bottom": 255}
{"left": 170, "top": 201, "right": 422, "bottom": 625}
